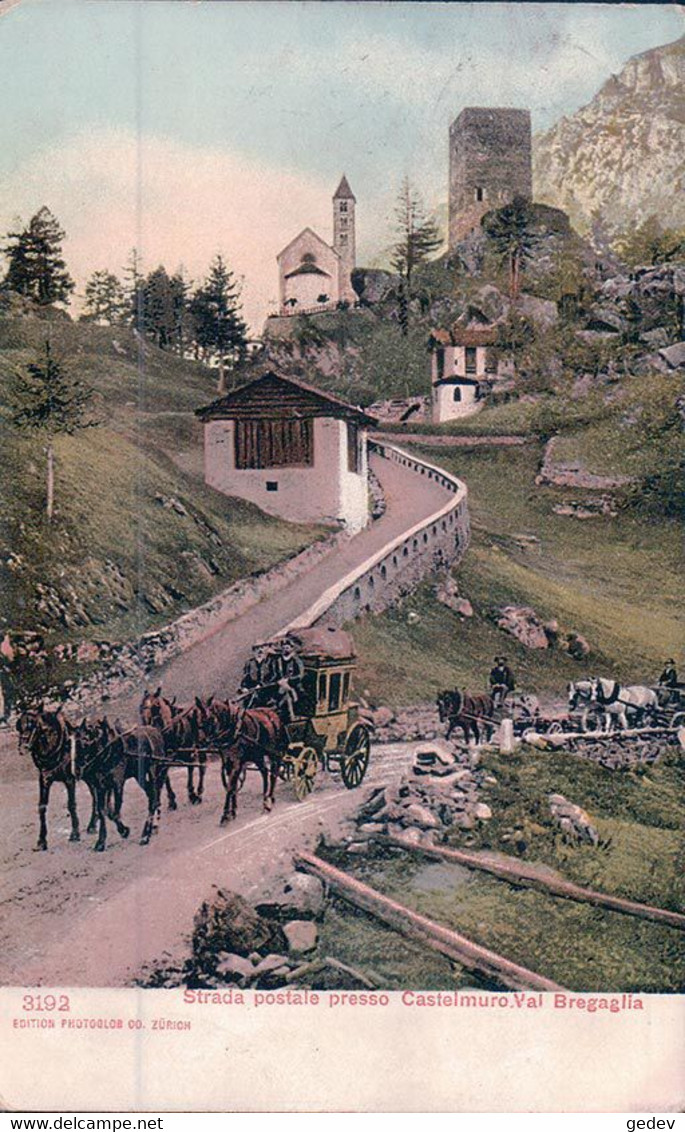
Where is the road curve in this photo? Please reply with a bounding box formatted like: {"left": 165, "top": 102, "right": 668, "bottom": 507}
{"left": 108, "top": 449, "right": 452, "bottom": 718}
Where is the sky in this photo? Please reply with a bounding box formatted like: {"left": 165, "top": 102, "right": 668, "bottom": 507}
{"left": 0, "top": 0, "right": 682, "bottom": 328}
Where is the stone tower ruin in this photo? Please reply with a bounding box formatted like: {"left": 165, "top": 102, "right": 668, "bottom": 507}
{"left": 333, "top": 174, "right": 356, "bottom": 303}
{"left": 448, "top": 107, "right": 532, "bottom": 249}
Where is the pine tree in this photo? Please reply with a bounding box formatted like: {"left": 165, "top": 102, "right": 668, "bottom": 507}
{"left": 123, "top": 248, "right": 144, "bottom": 328}
{"left": 140, "top": 266, "right": 177, "bottom": 349}
{"left": 3, "top": 207, "right": 75, "bottom": 306}
{"left": 191, "top": 255, "right": 247, "bottom": 392}
{"left": 391, "top": 178, "right": 442, "bottom": 336}
{"left": 82, "top": 270, "right": 127, "bottom": 324}
{"left": 11, "top": 341, "right": 99, "bottom": 521}
{"left": 482, "top": 196, "right": 539, "bottom": 301}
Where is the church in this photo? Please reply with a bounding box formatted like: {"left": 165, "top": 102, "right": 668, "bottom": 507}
{"left": 276, "top": 176, "right": 357, "bottom": 315}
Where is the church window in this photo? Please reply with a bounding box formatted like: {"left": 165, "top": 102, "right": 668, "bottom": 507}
{"left": 235, "top": 418, "right": 314, "bottom": 469}
{"left": 465, "top": 346, "right": 477, "bottom": 373}
{"left": 301, "top": 252, "right": 316, "bottom": 264}
{"left": 339, "top": 234, "right": 347, "bottom": 245}
{"left": 475, "top": 186, "right": 485, "bottom": 202}
{"left": 453, "top": 387, "right": 462, "bottom": 403}
{"left": 340, "top": 217, "right": 348, "bottom": 228}
{"left": 340, "top": 201, "right": 348, "bottom": 213}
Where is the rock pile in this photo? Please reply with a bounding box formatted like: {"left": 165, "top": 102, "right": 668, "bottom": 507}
{"left": 368, "top": 703, "right": 443, "bottom": 744}
{"left": 434, "top": 575, "right": 473, "bottom": 618}
{"left": 344, "top": 741, "right": 493, "bottom": 852}
{"left": 548, "top": 794, "right": 599, "bottom": 846}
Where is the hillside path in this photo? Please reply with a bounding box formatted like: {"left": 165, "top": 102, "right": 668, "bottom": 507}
{"left": 372, "top": 431, "right": 528, "bottom": 448}
{"left": 108, "top": 449, "right": 451, "bottom": 718}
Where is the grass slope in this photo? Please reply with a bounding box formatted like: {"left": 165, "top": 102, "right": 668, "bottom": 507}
{"left": 0, "top": 317, "right": 324, "bottom": 652}
{"left": 352, "top": 444, "right": 682, "bottom": 704}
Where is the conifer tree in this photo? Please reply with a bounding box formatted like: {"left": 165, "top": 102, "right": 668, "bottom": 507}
{"left": 82, "top": 270, "right": 127, "bottom": 324}
{"left": 482, "top": 196, "right": 538, "bottom": 301}
{"left": 191, "top": 255, "right": 247, "bottom": 392}
{"left": 3, "top": 207, "right": 75, "bottom": 306}
{"left": 391, "top": 178, "right": 442, "bottom": 335}
{"left": 11, "top": 341, "right": 99, "bottom": 522}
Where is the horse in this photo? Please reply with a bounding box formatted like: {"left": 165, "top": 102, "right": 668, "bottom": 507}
{"left": 589, "top": 677, "right": 658, "bottom": 732}
{"left": 139, "top": 688, "right": 212, "bottom": 805}
{"left": 16, "top": 706, "right": 98, "bottom": 851}
{"left": 436, "top": 689, "right": 495, "bottom": 744}
{"left": 73, "top": 716, "right": 175, "bottom": 847}
{"left": 206, "top": 699, "right": 286, "bottom": 823}
{"left": 567, "top": 680, "right": 596, "bottom": 731}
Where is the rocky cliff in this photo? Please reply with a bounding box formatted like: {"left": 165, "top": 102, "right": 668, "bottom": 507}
{"left": 533, "top": 35, "right": 685, "bottom": 237}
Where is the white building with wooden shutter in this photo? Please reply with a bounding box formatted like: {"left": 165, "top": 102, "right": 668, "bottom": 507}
{"left": 196, "top": 372, "right": 376, "bottom": 532}
{"left": 430, "top": 325, "right": 495, "bottom": 422}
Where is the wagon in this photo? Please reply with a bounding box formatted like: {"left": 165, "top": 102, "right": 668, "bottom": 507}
{"left": 277, "top": 627, "right": 373, "bottom": 801}
{"left": 652, "top": 685, "right": 685, "bottom": 731}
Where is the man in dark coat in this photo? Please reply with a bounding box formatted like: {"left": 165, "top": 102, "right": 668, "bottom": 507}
{"left": 658, "top": 659, "right": 678, "bottom": 688}
{"left": 489, "top": 656, "right": 515, "bottom": 708}
{"left": 240, "top": 644, "right": 278, "bottom": 707}
{"left": 274, "top": 639, "right": 305, "bottom": 722}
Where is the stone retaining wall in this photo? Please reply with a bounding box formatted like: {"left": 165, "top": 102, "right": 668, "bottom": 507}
{"left": 284, "top": 441, "right": 470, "bottom": 631}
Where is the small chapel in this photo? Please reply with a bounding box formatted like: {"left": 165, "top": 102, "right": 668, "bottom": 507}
{"left": 277, "top": 176, "right": 357, "bottom": 315}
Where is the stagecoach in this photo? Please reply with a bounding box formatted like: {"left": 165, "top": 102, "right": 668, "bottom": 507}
{"left": 278, "top": 626, "right": 373, "bottom": 800}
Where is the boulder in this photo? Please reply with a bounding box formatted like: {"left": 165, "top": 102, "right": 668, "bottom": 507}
{"left": 495, "top": 605, "right": 549, "bottom": 649}
{"left": 518, "top": 293, "right": 558, "bottom": 330}
{"left": 402, "top": 803, "right": 441, "bottom": 830}
{"left": 256, "top": 872, "right": 326, "bottom": 921}
{"left": 390, "top": 826, "right": 423, "bottom": 847}
{"left": 192, "top": 889, "right": 286, "bottom": 960}
{"left": 659, "top": 341, "right": 685, "bottom": 370}
{"left": 434, "top": 576, "right": 472, "bottom": 618}
{"left": 371, "top": 706, "right": 395, "bottom": 728}
{"left": 414, "top": 741, "right": 455, "bottom": 768}
{"left": 216, "top": 953, "right": 255, "bottom": 982}
{"left": 473, "top": 803, "right": 493, "bottom": 821}
{"left": 283, "top": 921, "right": 318, "bottom": 956}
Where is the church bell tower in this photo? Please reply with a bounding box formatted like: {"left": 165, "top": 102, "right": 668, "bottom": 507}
{"left": 333, "top": 174, "right": 356, "bottom": 304}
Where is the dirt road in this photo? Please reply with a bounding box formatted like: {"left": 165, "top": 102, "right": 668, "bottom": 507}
{"left": 106, "top": 448, "right": 450, "bottom": 719}
{"left": 0, "top": 738, "right": 416, "bottom": 987}
{"left": 0, "top": 452, "right": 452, "bottom": 987}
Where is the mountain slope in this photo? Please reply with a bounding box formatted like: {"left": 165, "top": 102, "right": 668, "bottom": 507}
{"left": 533, "top": 35, "right": 685, "bottom": 236}
{"left": 0, "top": 311, "right": 323, "bottom": 653}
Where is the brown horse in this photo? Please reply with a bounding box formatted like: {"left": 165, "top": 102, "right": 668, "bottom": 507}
{"left": 16, "top": 706, "right": 97, "bottom": 851}
{"left": 73, "top": 716, "right": 174, "bottom": 847}
{"left": 139, "top": 688, "right": 211, "bottom": 804}
{"left": 437, "top": 689, "right": 495, "bottom": 744}
{"left": 207, "top": 699, "right": 285, "bottom": 823}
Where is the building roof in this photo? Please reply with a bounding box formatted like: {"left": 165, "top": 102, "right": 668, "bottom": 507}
{"left": 195, "top": 371, "right": 377, "bottom": 427}
{"left": 333, "top": 174, "right": 356, "bottom": 202}
{"left": 276, "top": 227, "right": 338, "bottom": 263}
{"left": 429, "top": 324, "right": 497, "bottom": 347}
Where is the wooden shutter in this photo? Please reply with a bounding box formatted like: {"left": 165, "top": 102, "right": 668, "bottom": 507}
{"left": 235, "top": 419, "right": 313, "bottom": 469}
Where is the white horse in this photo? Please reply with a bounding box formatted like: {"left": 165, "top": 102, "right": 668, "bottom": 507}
{"left": 567, "top": 680, "right": 595, "bottom": 731}
{"left": 589, "top": 677, "right": 658, "bottom": 732}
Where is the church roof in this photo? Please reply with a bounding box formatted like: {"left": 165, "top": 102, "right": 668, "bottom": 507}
{"left": 276, "top": 227, "right": 338, "bottom": 263}
{"left": 196, "top": 371, "right": 377, "bottom": 427}
{"left": 333, "top": 175, "right": 356, "bottom": 202}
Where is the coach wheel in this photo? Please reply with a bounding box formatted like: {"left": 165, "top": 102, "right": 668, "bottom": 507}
{"left": 671, "top": 712, "right": 685, "bottom": 731}
{"left": 546, "top": 721, "right": 564, "bottom": 735}
{"left": 292, "top": 746, "right": 318, "bottom": 802}
{"left": 340, "top": 723, "right": 371, "bottom": 790}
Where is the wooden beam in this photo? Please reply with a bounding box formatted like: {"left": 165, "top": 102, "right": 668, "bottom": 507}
{"left": 379, "top": 837, "right": 685, "bottom": 932}
{"left": 294, "top": 850, "right": 564, "bottom": 992}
